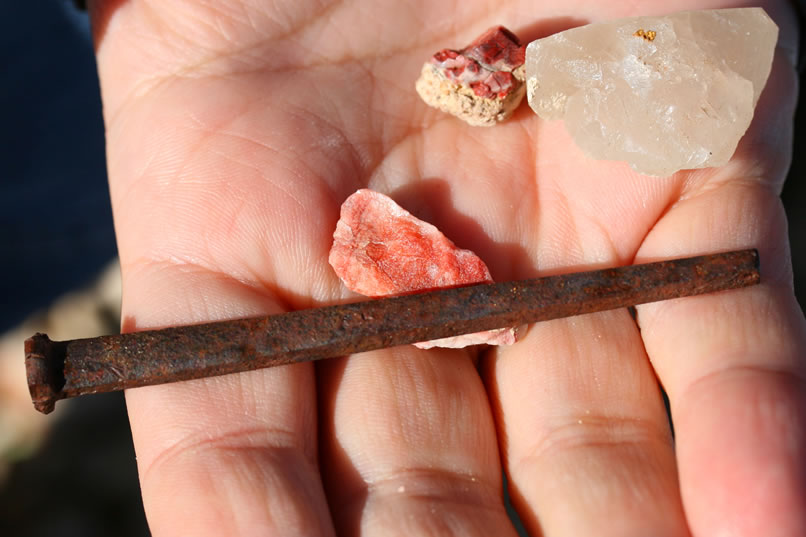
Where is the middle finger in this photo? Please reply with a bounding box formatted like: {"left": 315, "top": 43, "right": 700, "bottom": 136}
{"left": 318, "top": 346, "right": 519, "bottom": 537}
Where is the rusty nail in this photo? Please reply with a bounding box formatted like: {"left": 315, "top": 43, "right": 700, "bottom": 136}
{"left": 25, "top": 249, "right": 760, "bottom": 414}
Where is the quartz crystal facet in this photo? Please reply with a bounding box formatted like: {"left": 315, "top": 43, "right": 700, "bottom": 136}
{"left": 525, "top": 8, "right": 778, "bottom": 176}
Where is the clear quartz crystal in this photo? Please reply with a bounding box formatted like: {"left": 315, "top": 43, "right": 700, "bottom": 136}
{"left": 525, "top": 8, "right": 778, "bottom": 176}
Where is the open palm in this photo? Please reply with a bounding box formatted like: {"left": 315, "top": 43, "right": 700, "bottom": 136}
{"left": 90, "top": 0, "right": 805, "bottom": 535}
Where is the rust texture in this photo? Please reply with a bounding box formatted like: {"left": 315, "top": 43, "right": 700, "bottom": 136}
{"left": 26, "top": 249, "right": 760, "bottom": 414}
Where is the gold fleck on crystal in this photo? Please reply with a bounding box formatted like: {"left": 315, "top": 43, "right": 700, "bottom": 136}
{"left": 633, "top": 28, "right": 657, "bottom": 41}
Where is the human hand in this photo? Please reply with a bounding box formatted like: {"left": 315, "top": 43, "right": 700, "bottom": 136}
{"left": 88, "top": 0, "right": 805, "bottom": 535}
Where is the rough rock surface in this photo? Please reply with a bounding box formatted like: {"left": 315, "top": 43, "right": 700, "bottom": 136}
{"left": 416, "top": 26, "right": 527, "bottom": 126}
{"left": 525, "top": 8, "right": 778, "bottom": 176}
{"left": 329, "top": 189, "right": 517, "bottom": 348}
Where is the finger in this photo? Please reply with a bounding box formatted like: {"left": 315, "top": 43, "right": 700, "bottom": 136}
{"left": 636, "top": 181, "right": 806, "bottom": 537}
{"left": 318, "top": 346, "right": 519, "bottom": 537}
{"left": 122, "top": 266, "right": 335, "bottom": 537}
{"left": 635, "top": 120, "right": 805, "bottom": 537}
{"left": 488, "top": 305, "right": 689, "bottom": 537}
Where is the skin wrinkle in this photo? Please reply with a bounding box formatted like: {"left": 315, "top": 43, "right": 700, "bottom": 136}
{"left": 103, "top": 4, "right": 489, "bottom": 128}
{"left": 145, "top": 443, "right": 328, "bottom": 536}
{"left": 513, "top": 413, "right": 674, "bottom": 475}
{"left": 218, "top": 129, "right": 341, "bottom": 207}
{"left": 106, "top": 109, "right": 161, "bottom": 192}
{"left": 207, "top": 141, "right": 309, "bottom": 212}
{"left": 101, "top": 0, "right": 546, "bottom": 131}
{"left": 199, "top": 1, "right": 248, "bottom": 43}
{"left": 656, "top": 179, "right": 794, "bottom": 283}
{"left": 358, "top": 471, "right": 506, "bottom": 521}
{"left": 363, "top": 467, "right": 496, "bottom": 493}
{"left": 126, "top": 257, "right": 222, "bottom": 287}
{"left": 168, "top": 0, "right": 344, "bottom": 66}
{"left": 282, "top": 102, "right": 368, "bottom": 186}
{"left": 139, "top": 425, "right": 308, "bottom": 485}
{"left": 690, "top": 167, "right": 779, "bottom": 199}
{"left": 582, "top": 213, "right": 622, "bottom": 263}
{"left": 123, "top": 257, "right": 293, "bottom": 319}
{"left": 676, "top": 363, "right": 806, "bottom": 412}
{"left": 101, "top": 20, "right": 206, "bottom": 118}
{"left": 641, "top": 175, "right": 690, "bottom": 232}
{"left": 111, "top": 98, "right": 223, "bottom": 219}
{"left": 637, "top": 285, "right": 803, "bottom": 374}
{"left": 651, "top": 177, "right": 785, "bottom": 241}
{"left": 537, "top": 180, "right": 585, "bottom": 269}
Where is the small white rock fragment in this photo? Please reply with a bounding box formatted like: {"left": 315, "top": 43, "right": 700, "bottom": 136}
{"left": 525, "top": 8, "right": 778, "bottom": 176}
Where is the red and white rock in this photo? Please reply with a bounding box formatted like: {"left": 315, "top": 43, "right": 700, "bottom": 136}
{"left": 329, "top": 189, "right": 517, "bottom": 348}
{"left": 416, "top": 26, "right": 527, "bottom": 126}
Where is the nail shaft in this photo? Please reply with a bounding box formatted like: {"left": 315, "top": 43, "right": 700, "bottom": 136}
{"left": 26, "top": 249, "right": 760, "bottom": 414}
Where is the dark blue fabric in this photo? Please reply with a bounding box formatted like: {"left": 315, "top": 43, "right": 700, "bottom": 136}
{"left": 0, "top": 0, "right": 117, "bottom": 332}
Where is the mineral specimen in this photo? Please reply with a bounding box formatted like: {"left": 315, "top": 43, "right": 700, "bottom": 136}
{"left": 525, "top": 8, "right": 778, "bottom": 176}
{"left": 416, "top": 26, "right": 527, "bottom": 126}
{"left": 329, "top": 189, "right": 517, "bottom": 348}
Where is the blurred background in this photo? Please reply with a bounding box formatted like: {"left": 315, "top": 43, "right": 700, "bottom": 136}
{"left": 0, "top": 1, "right": 803, "bottom": 536}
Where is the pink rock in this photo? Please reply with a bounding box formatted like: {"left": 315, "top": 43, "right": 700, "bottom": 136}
{"left": 416, "top": 26, "right": 527, "bottom": 126}
{"left": 329, "top": 189, "right": 517, "bottom": 349}
{"left": 431, "top": 26, "right": 525, "bottom": 99}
